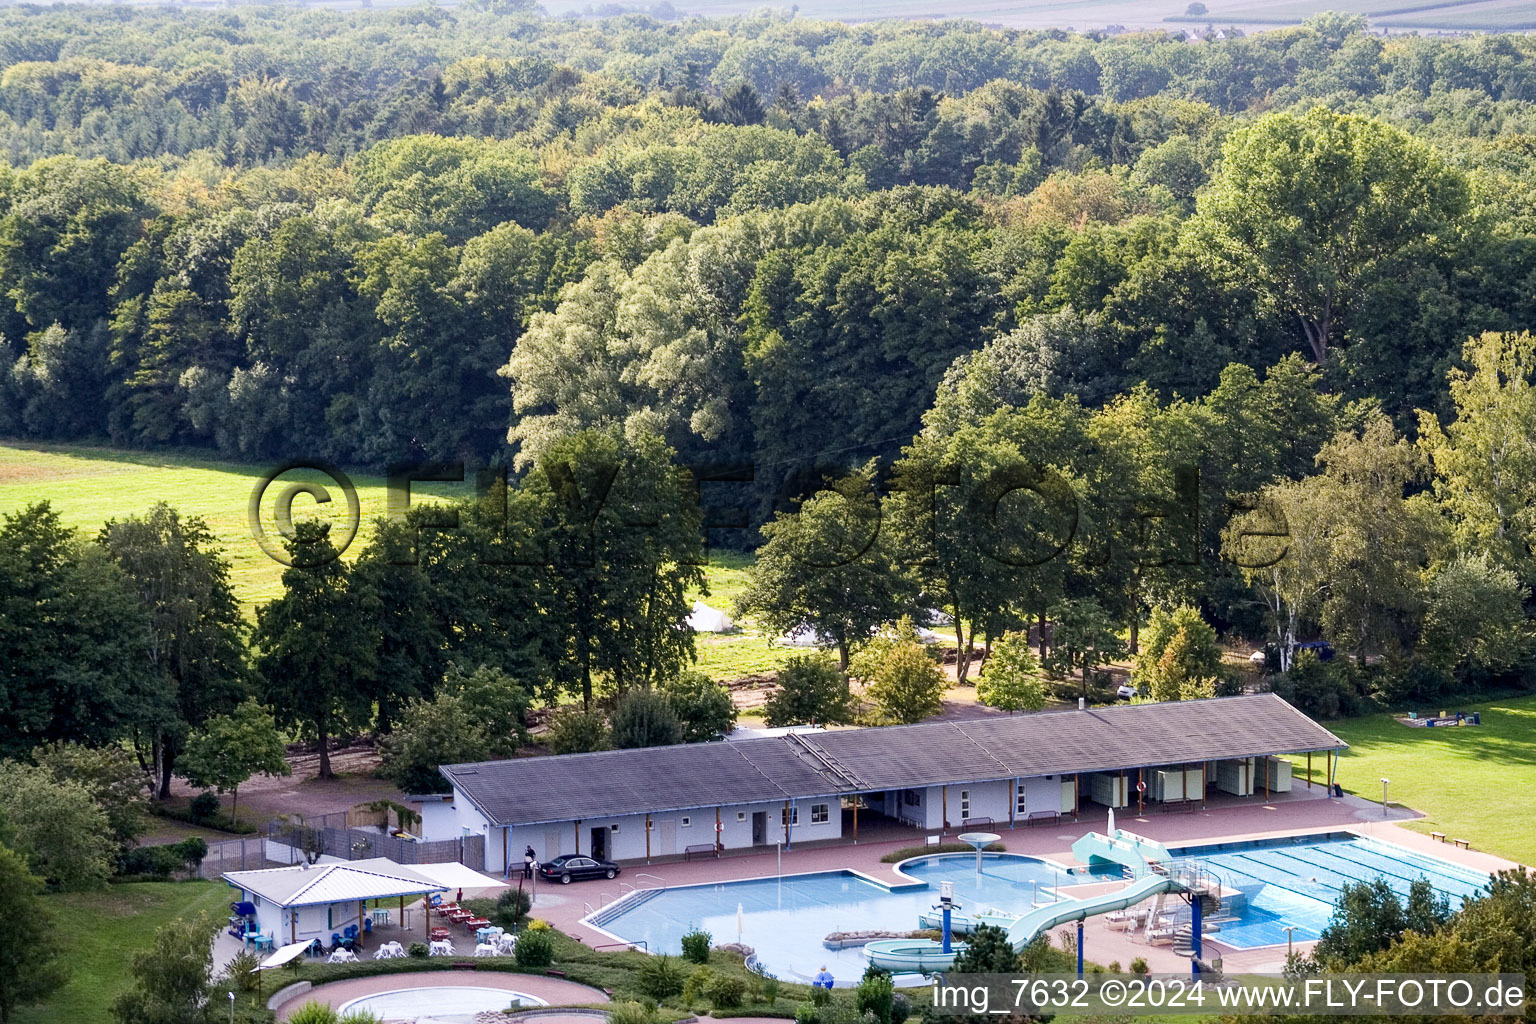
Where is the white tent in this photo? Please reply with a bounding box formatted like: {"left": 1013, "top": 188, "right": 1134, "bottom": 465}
{"left": 686, "top": 600, "right": 735, "bottom": 633}
{"left": 778, "top": 626, "right": 827, "bottom": 647}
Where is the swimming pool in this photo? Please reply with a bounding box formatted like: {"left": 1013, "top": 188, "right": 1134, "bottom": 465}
{"left": 590, "top": 834, "right": 1490, "bottom": 978}
{"left": 337, "top": 986, "right": 547, "bottom": 1018}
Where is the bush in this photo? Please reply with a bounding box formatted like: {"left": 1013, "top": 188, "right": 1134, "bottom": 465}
{"left": 638, "top": 953, "right": 685, "bottom": 999}
{"left": 608, "top": 1002, "right": 657, "bottom": 1024}
{"left": 611, "top": 688, "right": 683, "bottom": 749}
{"left": 683, "top": 966, "right": 716, "bottom": 1004}
{"left": 119, "top": 845, "right": 182, "bottom": 878}
{"left": 494, "top": 887, "right": 532, "bottom": 928}
{"left": 762, "top": 975, "right": 781, "bottom": 1003}
{"left": 546, "top": 707, "right": 612, "bottom": 754}
{"left": 1129, "top": 956, "right": 1148, "bottom": 975}
{"left": 795, "top": 1001, "right": 819, "bottom": 1024}
{"left": 513, "top": 928, "right": 555, "bottom": 968}
{"left": 339, "top": 1012, "right": 382, "bottom": 1024}
{"left": 661, "top": 671, "right": 738, "bottom": 742}
{"left": 408, "top": 942, "right": 429, "bottom": 958}
{"left": 225, "top": 949, "right": 261, "bottom": 993}
{"left": 527, "top": 917, "right": 551, "bottom": 930}
{"left": 889, "top": 993, "right": 909, "bottom": 1024}
{"left": 680, "top": 928, "right": 712, "bottom": 964}
{"left": 811, "top": 986, "right": 832, "bottom": 1007}
{"left": 855, "top": 970, "right": 894, "bottom": 1024}
{"left": 706, "top": 974, "right": 746, "bottom": 1009}
{"left": 1107, "top": 960, "right": 1121, "bottom": 973}
{"left": 285, "top": 1002, "right": 339, "bottom": 1024}
{"left": 189, "top": 791, "right": 222, "bottom": 823}
{"left": 879, "top": 842, "right": 1004, "bottom": 863}
{"left": 763, "top": 656, "right": 851, "bottom": 728}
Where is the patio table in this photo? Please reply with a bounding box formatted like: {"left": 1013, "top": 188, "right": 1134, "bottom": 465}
{"left": 476, "top": 926, "right": 503, "bottom": 943}
{"left": 372, "top": 908, "right": 391, "bottom": 926}
{"left": 430, "top": 927, "right": 451, "bottom": 942}
{"left": 464, "top": 917, "right": 490, "bottom": 931}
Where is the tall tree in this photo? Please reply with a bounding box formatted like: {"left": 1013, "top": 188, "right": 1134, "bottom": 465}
{"left": 976, "top": 631, "right": 1047, "bottom": 714}
{"left": 253, "top": 522, "right": 378, "bottom": 779}
{"left": 1192, "top": 107, "right": 1468, "bottom": 362}
{"left": 737, "top": 468, "right": 913, "bottom": 673}
{"left": 99, "top": 503, "right": 248, "bottom": 797}
{"left": 0, "top": 762, "right": 117, "bottom": 891}
{"left": 0, "top": 844, "right": 68, "bottom": 1024}
{"left": 110, "top": 913, "right": 217, "bottom": 1024}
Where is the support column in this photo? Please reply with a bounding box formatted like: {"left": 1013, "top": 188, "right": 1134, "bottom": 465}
{"left": 574, "top": 820, "right": 580, "bottom": 854}
{"left": 1326, "top": 751, "right": 1332, "bottom": 796}
{"left": 1200, "top": 763, "right": 1206, "bottom": 808}
{"left": 716, "top": 807, "right": 722, "bottom": 851}
{"left": 1074, "top": 775, "right": 1080, "bottom": 817}
{"left": 646, "top": 814, "right": 652, "bottom": 861}
{"left": 1264, "top": 759, "right": 1270, "bottom": 801}
{"left": 1191, "top": 890, "right": 1203, "bottom": 978}
{"left": 852, "top": 798, "right": 858, "bottom": 840}
{"left": 1076, "top": 920, "right": 1084, "bottom": 978}
{"left": 941, "top": 787, "right": 948, "bottom": 830}
{"left": 503, "top": 828, "right": 509, "bottom": 875}
{"left": 784, "top": 801, "right": 790, "bottom": 844}
{"left": 1009, "top": 780, "right": 1016, "bottom": 828}
{"left": 1308, "top": 751, "right": 1313, "bottom": 789}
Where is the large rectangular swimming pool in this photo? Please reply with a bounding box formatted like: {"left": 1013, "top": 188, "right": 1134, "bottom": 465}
{"left": 589, "top": 833, "right": 1489, "bottom": 981}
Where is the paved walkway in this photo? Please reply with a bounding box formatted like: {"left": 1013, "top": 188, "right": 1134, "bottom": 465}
{"left": 526, "top": 784, "right": 1523, "bottom": 976}
{"left": 274, "top": 971, "right": 609, "bottom": 1020}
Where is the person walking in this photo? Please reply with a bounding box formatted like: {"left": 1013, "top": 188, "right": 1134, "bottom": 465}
{"left": 524, "top": 846, "right": 536, "bottom": 880}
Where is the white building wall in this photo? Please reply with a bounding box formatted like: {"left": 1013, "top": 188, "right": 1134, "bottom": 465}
{"left": 1020, "top": 775, "right": 1068, "bottom": 819}
{"left": 417, "top": 796, "right": 456, "bottom": 840}
{"left": 925, "top": 780, "right": 1012, "bottom": 829}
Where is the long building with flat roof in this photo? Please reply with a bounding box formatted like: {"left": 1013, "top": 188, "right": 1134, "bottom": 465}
{"left": 420, "top": 692, "right": 1347, "bottom": 875}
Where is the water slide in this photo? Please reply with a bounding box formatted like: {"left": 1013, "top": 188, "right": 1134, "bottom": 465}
{"left": 865, "top": 827, "right": 1182, "bottom": 974}
{"left": 864, "top": 873, "right": 1183, "bottom": 972}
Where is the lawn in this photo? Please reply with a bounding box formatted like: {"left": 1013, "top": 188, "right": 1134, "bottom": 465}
{"left": 1297, "top": 695, "right": 1536, "bottom": 868}
{"left": 0, "top": 441, "right": 470, "bottom": 613}
{"left": 16, "top": 881, "right": 233, "bottom": 1024}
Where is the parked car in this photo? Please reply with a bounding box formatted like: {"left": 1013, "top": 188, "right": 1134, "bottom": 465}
{"left": 538, "top": 854, "right": 620, "bottom": 884}
{"left": 1115, "top": 682, "right": 1143, "bottom": 700}
{"left": 1296, "top": 640, "right": 1335, "bottom": 661}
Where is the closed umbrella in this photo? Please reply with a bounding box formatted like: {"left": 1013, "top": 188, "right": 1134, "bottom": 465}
{"left": 737, "top": 902, "right": 745, "bottom": 942}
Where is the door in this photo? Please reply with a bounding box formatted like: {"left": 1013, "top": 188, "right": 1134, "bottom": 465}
{"left": 590, "top": 827, "right": 608, "bottom": 861}
{"left": 657, "top": 820, "right": 676, "bottom": 856}
{"left": 751, "top": 811, "right": 767, "bottom": 846}
{"left": 542, "top": 830, "right": 561, "bottom": 862}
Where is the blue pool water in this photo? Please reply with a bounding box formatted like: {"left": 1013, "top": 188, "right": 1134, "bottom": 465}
{"left": 591, "top": 836, "right": 1489, "bottom": 979}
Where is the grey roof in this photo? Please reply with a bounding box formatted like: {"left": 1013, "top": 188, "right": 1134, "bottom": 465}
{"left": 223, "top": 858, "right": 448, "bottom": 907}
{"left": 443, "top": 693, "right": 1345, "bottom": 828}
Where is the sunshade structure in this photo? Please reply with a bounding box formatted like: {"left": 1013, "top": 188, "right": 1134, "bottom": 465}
{"left": 223, "top": 857, "right": 452, "bottom": 946}
{"left": 410, "top": 860, "right": 511, "bottom": 892}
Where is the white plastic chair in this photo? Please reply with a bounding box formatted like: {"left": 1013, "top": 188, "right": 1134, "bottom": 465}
{"left": 495, "top": 934, "right": 516, "bottom": 955}
{"left": 474, "top": 942, "right": 497, "bottom": 957}
{"left": 430, "top": 940, "right": 454, "bottom": 956}
{"left": 327, "top": 949, "right": 357, "bottom": 964}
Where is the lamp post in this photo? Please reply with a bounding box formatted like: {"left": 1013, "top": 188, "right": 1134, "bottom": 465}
{"left": 1380, "top": 777, "right": 1391, "bottom": 818}
{"left": 1281, "top": 925, "right": 1298, "bottom": 960}
{"left": 228, "top": 991, "right": 236, "bottom": 1024}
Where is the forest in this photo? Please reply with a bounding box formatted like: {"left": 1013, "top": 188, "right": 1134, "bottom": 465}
{"left": 4, "top": 4, "right": 1536, "bottom": 784}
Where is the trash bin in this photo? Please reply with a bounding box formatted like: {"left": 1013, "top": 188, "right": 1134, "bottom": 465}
{"left": 1471, "top": 712, "right": 1481, "bottom": 725}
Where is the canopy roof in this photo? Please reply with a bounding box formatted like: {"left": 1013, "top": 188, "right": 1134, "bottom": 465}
{"left": 223, "top": 857, "right": 448, "bottom": 908}
{"left": 410, "top": 860, "right": 509, "bottom": 891}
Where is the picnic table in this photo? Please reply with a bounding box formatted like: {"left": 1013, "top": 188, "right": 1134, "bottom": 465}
{"left": 430, "top": 927, "right": 451, "bottom": 942}
{"left": 372, "top": 908, "right": 392, "bottom": 926}
{"left": 464, "top": 917, "right": 491, "bottom": 932}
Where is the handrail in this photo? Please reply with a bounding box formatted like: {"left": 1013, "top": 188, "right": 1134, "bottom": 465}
{"left": 631, "top": 872, "right": 665, "bottom": 886}
{"left": 593, "top": 940, "right": 647, "bottom": 952}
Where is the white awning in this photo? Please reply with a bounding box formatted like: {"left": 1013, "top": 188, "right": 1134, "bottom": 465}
{"left": 410, "top": 861, "right": 510, "bottom": 892}
{"left": 260, "top": 941, "right": 313, "bottom": 969}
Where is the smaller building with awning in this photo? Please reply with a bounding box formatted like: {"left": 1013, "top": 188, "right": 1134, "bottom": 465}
{"left": 222, "top": 857, "right": 455, "bottom": 946}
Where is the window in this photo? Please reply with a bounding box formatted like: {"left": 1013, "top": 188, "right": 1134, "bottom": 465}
{"left": 1016, "top": 782, "right": 1028, "bottom": 815}
{"left": 737, "top": 811, "right": 746, "bottom": 822}
{"left": 781, "top": 806, "right": 798, "bottom": 826}
{"left": 959, "top": 790, "right": 971, "bottom": 820}
{"left": 610, "top": 824, "right": 620, "bottom": 832}
{"left": 680, "top": 816, "right": 691, "bottom": 827}
{"left": 811, "top": 804, "right": 830, "bottom": 824}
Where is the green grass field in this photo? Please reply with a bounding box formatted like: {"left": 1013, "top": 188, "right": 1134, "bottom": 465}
{"left": 1299, "top": 695, "right": 1536, "bottom": 868}
{"left": 0, "top": 441, "right": 474, "bottom": 613}
{"left": 16, "top": 881, "right": 232, "bottom": 1024}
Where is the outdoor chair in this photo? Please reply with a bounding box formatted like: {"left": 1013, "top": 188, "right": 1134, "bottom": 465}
{"left": 474, "top": 943, "right": 498, "bottom": 957}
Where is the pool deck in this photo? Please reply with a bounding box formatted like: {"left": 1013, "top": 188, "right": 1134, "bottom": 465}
{"left": 534, "top": 784, "right": 1525, "bottom": 976}
{"left": 273, "top": 971, "right": 609, "bottom": 1021}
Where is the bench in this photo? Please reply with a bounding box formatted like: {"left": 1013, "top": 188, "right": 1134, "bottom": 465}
{"left": 1161, "top": 799, "right": 1197, "bottom": 813}
{"left": 1430, "top": 832, "right": 1446, "bottom": 843}
{"left": 546, "top": 970, "right": 567, "bottom": 978}
{"left": 448, "top": 961, "right": 476, "bottom": 971}
{"left": 1025, "top": 810, "right": 1059, "bottom": 826}
{"left": 959, "top": 817, "right": 994, "bottom": 829}
{"left": 1454, "top": 838, "right": 1471, "bottom": 849}
{"left": 684, "top": 844, "right": 719, "bottom": 860}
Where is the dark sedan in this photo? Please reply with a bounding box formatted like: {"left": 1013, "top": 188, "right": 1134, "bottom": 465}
{"left": 538, "top": 854, "right": 620, "bottom": 884}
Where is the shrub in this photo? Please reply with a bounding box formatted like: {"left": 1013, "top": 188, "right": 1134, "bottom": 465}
{"left": 611, "top": 688, "right": 683, "bottom": 749}
{"left": 762, "top": 656, "right": 851, "bottom": 727}
{"left": 285, "top": 1002, "right": 339, "bottom": 1024}
{"left": 638, "top": 953, "right": 685, "bottom": 999}
{"left": 855, "top": 970, "right": 894, "bottom": 1024}
{"left": 119, "top": 845, "right": 183, "bottom": 878}
{"left": 173, "top": 836, "right": 208, "bottom": 872}
{"left": 339, "top": 1012, "right": 382, "bottom": 1024}
{"left": 408, "top": 942, "right": 429, "bottom": 958}
{"left": 1107, "top": 960, "right": 1121, "bottom": 974}
{"left": 682, "top": 966, "right": 715, "bottom": 1004}
{"left": 879, "top": 842, "right": 1004, "bottom": 863}
{"left": 811, "top": 986, "right": 832, "bottom": 1007}
{"left": 706, "top": 974, "right": 745, "bottom": 1009}
{"left": 680, "top": 928, "right": 712, "bottom": 964}
{"left": 546, "top": 707, "right": 611, "bottom": 754}
{"left": 189, "top": 791, "right": 222, "bottom": 823}
{"left": 608, "top": 1002, "right": 656, "bottom": 1024}
{"left": 513, "top": 928, "right": 555, "bottom": 968}
{"left": 762, "top": 974, "right": 781, "bottom": 1003}
{"left": 1129, "top": 957, "right": 1148, "bottom": 975}
{"left": 795, "top": 1001, "right": 819, "bottom": 1024}
{"left": 890, "top": 993, "right": 909, "bottom": 1024}
{"left": 526, "top": 917, "right": 551, "bottom": 931}
{"left": 225, "top": 949, "right": 261, "bottom": 993}
{"left": 494, "top": 887, "right": 532, "bottom": 928}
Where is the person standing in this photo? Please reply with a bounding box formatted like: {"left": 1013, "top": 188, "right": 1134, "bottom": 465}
{"left": 524, "top": 845, "right": 536, "bottom": 880}
{"left": 814, "top": 966, "right": 834, "bottom": 989}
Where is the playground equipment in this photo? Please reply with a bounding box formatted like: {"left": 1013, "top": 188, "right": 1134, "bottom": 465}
{"left": 916, "top": 900, "right": 1021, "bottom": 934}
{"left": 955, "top": 832, "right": 1001, "bottom": 871}
{"left": 867, "top": 824, "right": 1197, "bottom": 975}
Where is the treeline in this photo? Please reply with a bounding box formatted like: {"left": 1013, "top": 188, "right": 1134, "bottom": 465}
{"left": 0, "top": 10, "right": 1532, "bottom": 492}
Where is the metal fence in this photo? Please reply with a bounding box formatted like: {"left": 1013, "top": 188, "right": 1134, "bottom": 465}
{"left": 195, "top": 816, "right": 485, "bottom": 879}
